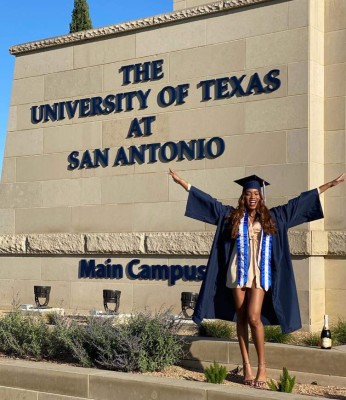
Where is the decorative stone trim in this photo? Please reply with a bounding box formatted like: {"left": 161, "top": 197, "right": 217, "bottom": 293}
{"left": 9, "top": 0, "right": 273, "bottom": 55}
{"left": 328, "top": 231, "right": 346, "bottom": 255}
{"left": 85, "top": 233, "right": 145, "bottom": 254}
{"left": 288, "top": 231, "right": 311, "bottom": 256}
{"left": 146, "top": 232, "right": 214, "bottom": 255}
{"left": 26, "top": 234, "right": 85, "bottom": 254}
{"left": 0, "top": 235, "right": 26, "bottom": 254}
{"left": 0, "top": 230, "right": 338, "bottom": 256}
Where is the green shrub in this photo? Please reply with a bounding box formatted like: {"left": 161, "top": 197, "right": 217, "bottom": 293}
{"left": 199, "top": 320, "right": 235, "bottom": 339}
{"left": 302, "top": 332, "right": 320, "bottom": 347}
{"left": 204, "top": 361, "right": 228, "bottom": 384}
{"left": 126, "top": 310, "right": 184, "bottom": 372}
{"left": 0, "top": 312, "right": 50, "bottom": 359}
{"left": 69, "top": 316, "right": 139, "bottom": 370}
{"left": 46, "top": 314, "right": 80, "bottom": 360}
{"left": 264, "top": 326, "right": 292, "bottom": 344}
{"left": 332, "top": 318, "right": 346, "bottom": 345}
{"left": 70, "top": 309, "right": 184, "bottom": 372}
{"left": 268, "top": 367, "right": 296, "bottom": 393}
{"left": 0, "top": 309, "right": 183, "bottom": 373}
{"left": 45, "top": 311, "right": 58, "bottom": 325}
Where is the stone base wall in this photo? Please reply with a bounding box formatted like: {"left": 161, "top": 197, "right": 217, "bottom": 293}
{"left": 325, "top": 257, "right": 346, "bottom": 323}
{"left": 0, "top": 231, "right": 344, "bottom": 330}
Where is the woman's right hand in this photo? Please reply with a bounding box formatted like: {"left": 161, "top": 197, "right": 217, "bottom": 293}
{"left": 168, "top": 169, "right": 181, "bottom": 183}
{"left": 168, "top": 169, "right": 189, "bottom": 190}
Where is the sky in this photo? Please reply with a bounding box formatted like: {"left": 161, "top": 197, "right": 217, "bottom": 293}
{"left": 0, "top": 0, "right": 173, "bottom": 175}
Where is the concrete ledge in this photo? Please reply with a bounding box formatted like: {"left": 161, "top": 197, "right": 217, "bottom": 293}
{"left": 182, "top": 360, "right": 346, "bottom": 388}
{"left": 0, "top": 386, "right": 90, "bottom": 400}
{"left": 182, "top": 337, "right": 346, "bottom": 386}
{"left": 0, "top": 358, "right": 324, "bottom": 400}
{"left": 0, "top": 360, "right": 90, "bottom": 398}
{"left": 0, "top": 230, "right": 340, "bottom": 256}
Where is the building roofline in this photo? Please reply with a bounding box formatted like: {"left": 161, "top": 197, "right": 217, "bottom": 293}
{"left": 9, "top": 0, "right": 273, "bottom": 55}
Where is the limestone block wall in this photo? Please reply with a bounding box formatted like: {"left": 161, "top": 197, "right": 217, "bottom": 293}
{"left": 0, "top": 230, "right": 328, "bottom": 323}
{"left": 324, "top": 0, "right": 346, "bottom": 321}
{"left": 324, "top": 0, "right": 346, "bottom": 230}
{"left": 2, "top": 256, "right": 205, "bottom": 315}
{"left": 304, "top": 0, "right": 326, "bottom": 331}
{"left": 3, "top": 0, "right": 311, "bottom": 235}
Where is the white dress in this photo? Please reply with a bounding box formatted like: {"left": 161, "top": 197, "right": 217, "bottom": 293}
{"left": 226, "top": 220, "right": 263, "bottom": 289}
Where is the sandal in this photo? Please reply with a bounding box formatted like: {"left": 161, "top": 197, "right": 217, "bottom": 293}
{"left": 242, "top": 362, "right": 254, "bottom": 386}
{"left": 253, "top": 363, "right": 267, "bottom": 389}
{"left": 253, "top": 380, "right": 267, "bottom": 389}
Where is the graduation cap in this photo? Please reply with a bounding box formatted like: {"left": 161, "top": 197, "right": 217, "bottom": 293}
{"left": 234, "top": 175, "right": 270, "bottom": 200}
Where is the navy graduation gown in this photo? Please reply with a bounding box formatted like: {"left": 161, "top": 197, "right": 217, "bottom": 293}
{"left": 185, "top": 186, "right": 324, "bottom": 334}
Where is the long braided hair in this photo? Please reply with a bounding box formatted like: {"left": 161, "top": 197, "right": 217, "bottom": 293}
{"left": 228, "top": 192, "right": 277, "bottom": 239}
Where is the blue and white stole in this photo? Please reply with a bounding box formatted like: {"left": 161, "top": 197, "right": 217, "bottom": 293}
{"left": 236, "top": 211, "right": 272, "bottom": 291}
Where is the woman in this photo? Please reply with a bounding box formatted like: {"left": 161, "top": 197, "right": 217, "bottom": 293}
{"left": 169, "top": 169, "right": 344, "bottom": 387}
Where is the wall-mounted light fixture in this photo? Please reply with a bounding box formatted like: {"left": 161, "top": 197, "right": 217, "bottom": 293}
{"left": 181, "top": 292, "right": 198, "bottom": 319}
{"left": 34, "top": 286, "right": 51, "bottom": 308}
{"left": 103, "top": 290, "right": 121, "bottom": 314}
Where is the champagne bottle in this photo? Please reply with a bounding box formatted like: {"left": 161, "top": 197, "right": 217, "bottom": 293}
{"left": 320, "top": 314, "right": 332, "bottom": 349}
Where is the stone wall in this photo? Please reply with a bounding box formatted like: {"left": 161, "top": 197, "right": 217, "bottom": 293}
{"left": 1, "top": 0, "right": 345, "bottom": 329}
{"left": 323, "top": 0, "right": 346, "bottom": 321}
{"left": 4, "top": 0, "right": 311, "bottom": 234}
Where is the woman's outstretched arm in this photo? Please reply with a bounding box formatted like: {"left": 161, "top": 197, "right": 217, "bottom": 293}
{"left": 168, "top": 169, "right": 232, "bottom": 225}
{"left": 271, "top": 173, "right": 345, "bottom": 228}
{"left": 168, "top": 169, "right": 189, "bottom": 191}
{"left": 319, "top": 173, "right": 345, "bottom": 194}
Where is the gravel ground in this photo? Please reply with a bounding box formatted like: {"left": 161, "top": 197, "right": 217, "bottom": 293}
{"left": 142, "top": 365, "right": 346, "bottom": 399}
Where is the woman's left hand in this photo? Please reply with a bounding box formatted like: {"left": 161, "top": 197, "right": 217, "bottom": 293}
{"left": 329, "top": 173, "right": 345, "bottom": 187}
{"left": 319, "top": 173, "right": 345, "bottom": 194}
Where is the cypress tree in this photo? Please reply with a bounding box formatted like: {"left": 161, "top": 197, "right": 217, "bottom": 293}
{"left": 69, "top": 0, "right": 93, "bottom": 33}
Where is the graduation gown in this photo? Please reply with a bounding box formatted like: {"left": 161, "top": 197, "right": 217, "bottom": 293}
{"left": 185, "top": 186, "right": 324, "bottom": 334}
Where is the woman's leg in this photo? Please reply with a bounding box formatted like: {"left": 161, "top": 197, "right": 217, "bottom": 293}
{"left": 232, "top": 288, "right": 253, "bottom": 382}
{"left": 247, "top": 285, "right": 266, "bottom": 383}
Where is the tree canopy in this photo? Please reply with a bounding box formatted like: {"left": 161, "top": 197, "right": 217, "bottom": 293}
{"left": 69, "top": 0, "right": 93, "bottom": 33}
